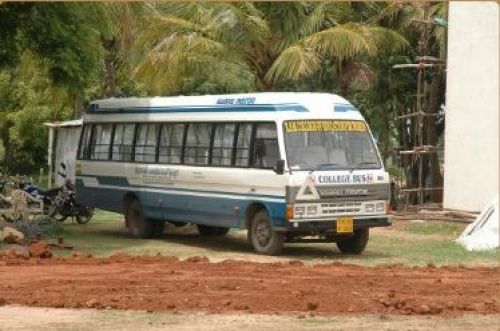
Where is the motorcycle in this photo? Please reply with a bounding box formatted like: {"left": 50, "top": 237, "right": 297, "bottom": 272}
{"left": 0, "top": 179, "right": 7, "bottom": 193}
{"left": 20, "top": 176, "right": 61, "bottom": 213}
{"left": 0, "top": 177, "right": 10, "bottom": 209}
{"left": 48, "top": 179, "right": 95, "bottom": 224}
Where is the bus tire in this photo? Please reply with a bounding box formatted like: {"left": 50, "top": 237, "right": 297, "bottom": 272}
{"left": 197, "top": 224, "right": 230, "bottom": 236}
{"left": 250, "top": 210, "right": 285, "bottom": 255}
{"left": 125, "top": 199, "right": 154, "bottom": 239}
{"left": 336, "top": 228, "right": 369, "bottom": 255}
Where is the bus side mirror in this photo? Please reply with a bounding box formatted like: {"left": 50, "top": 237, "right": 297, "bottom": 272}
{"left": 273, "top": 159, "right": 285, "bottom": 175}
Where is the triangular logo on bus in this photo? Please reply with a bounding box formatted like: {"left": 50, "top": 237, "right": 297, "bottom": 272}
{"left": 296, "top": 175, "right": 320, "bottom": 200}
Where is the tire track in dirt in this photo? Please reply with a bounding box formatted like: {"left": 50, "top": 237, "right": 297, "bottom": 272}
{"left": 0, "top": 254, "right": 498, "bottom": 316}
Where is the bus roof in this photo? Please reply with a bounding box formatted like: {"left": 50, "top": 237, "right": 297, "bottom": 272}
{"left": 88, "top": 93, "right": 360, "bottom": 115}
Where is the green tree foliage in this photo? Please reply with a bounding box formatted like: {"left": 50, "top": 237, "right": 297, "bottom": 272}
{"left": 22, "top": 4, "right": 103, "bottom": 94}
{"left": 0, "top": 3, "right": 104, "bottom": 94}
{"left": 0, "top": 3, "right": 141, "bottom": 172}
{"left": 0, "top": 4, "right": 33, "bottom": 68}
{"left": 132, "top": 2, "right": 407, "bottom": 94}
{"left": 0, "top": 53, "right": 72, "bottom": 173}
{"left": 366, "top": 2, "right": 447, "bottom": 203}
{"left": 0, "top": 1, "right": 448, "bottom": 191}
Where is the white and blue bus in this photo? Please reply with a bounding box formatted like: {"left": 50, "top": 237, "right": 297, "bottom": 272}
{"left": 76, "top": 93, "right": 391, "bottom": 255}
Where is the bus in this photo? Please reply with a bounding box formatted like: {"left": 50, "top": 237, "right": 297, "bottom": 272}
{"left": 75, "top": 93, "right": 392, "bottom": 255}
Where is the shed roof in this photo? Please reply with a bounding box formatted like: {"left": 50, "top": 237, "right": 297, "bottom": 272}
{"left": 44, "top": 119, "right": 82, "bottom": 128}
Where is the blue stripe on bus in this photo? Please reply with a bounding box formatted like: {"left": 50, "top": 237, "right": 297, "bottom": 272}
{"left": 87, "top": 104, "right": 308, "bottom": 114}
{"left": 97, "top": 175, "right": 130, "bottom": 187}
{"left": 76, "top": 175, "right": 285, "bottom": 200}
{"left": 334, "top": 104, "right": 358, "bottom": 112}
{"left": 76, "top": 180, "right": 287, "bottom": 228}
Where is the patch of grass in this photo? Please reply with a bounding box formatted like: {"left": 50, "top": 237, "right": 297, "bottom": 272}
{"left": 403, "top": 221, "right": 464, "bottom": 237}
{"left": 49, "top": 210, "right": 500, "bottom": 267}
{"left": 366, "top": 234, "right": 499, "bottom": 267}
{"left": 57, "top": 210, "right": 213, "bottom": 258}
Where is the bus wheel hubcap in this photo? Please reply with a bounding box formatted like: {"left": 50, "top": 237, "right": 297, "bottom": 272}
{"left": 256, "top": 221, "right": 270, "bottom": 246}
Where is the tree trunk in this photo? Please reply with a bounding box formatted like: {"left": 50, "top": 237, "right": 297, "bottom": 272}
{"left": 73, "top": 95, "right": 84, "bottom": 119}
{"left": 103, "top": 38, "right": 118, "bottom": 96}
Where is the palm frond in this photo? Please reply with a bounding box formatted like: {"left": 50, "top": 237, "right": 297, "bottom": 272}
{"left": 265, "top": 45, "right": 320, "bottom": 84}
{"left": 366, "top": 26, "right": 408, "bottom": 54}
{"left": 303, "top": 23, "right": 374, "bottom": 61}
{"left": 204, "top": 3, "right": 269, "bottom": 45}
{"left": 369, "top": 1, "right": 406, "bottom": 24}
{"left": 299, "top": 3, "right": 328, "bottom": 37}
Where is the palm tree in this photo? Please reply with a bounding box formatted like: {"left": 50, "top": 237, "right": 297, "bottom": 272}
{"left": 131, "top": 2, "right": 407, "bottom": 95}
{"left": 132, "top": 2, "right": 267, "bottom": 94}
{"left": 264, "top": 3, "right": 407, "bottom": 88}
{"left": 88, "top": 3, "right": 146, "bottom": 97}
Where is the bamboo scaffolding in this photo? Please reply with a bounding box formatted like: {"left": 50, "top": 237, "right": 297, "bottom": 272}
{"left": 392, "top": 6, "right": 445, "bottom": 211}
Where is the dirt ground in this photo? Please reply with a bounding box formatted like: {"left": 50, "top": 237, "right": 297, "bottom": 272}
{"left": 1, "top": 306, "right": 499, "bottom": 331}
{"left": 0, "top": 255, "right": 498, "bottom": 317}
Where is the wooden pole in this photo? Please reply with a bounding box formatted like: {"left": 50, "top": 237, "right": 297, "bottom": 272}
{"left": 47, "top": 127, "right": 54, "bottom": 188}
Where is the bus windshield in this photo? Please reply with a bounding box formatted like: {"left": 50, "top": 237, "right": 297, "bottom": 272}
{"left": 283, "top": 120, "right": 381, "bottom": 171}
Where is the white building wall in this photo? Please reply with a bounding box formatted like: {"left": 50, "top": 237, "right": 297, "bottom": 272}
{"left": 444, "top": 2, "right": 499, "bottom": 212}
{"left": 54, "top": 126, "right": 81, "bottom": 187}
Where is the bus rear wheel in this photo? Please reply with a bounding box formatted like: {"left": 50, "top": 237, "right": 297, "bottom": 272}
{"left": 250, "top": 210, "right": 285, "bottom": 255}
{"left": 125, "top": 199, "right": 154, "bottom": 239}
{"left": 197, "top": 224, "right": 229, "bottom": 236}
{"left": 336, "top": 228, "right": 369, "bottom": 255}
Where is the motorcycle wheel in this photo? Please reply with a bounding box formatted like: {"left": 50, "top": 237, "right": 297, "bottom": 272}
{"left": 48, "top": 205, "right": 67, "bottom": 222}
{"left": 76, "top": 207, "right": 95, "bottom": 224}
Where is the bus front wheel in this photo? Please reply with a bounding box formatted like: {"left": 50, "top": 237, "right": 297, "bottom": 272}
{"left": 125, "top": 199, "right": 154, "bottom": 239}
{"left": 336, "top": 228, "right": 369, "bottom": 255}
{"left": 250, "top": 210, "right": 285, "bottom": 255}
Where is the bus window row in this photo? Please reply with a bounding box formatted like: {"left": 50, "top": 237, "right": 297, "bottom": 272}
{"left": 78, "top": 122, "right": 280, "bottom": 169}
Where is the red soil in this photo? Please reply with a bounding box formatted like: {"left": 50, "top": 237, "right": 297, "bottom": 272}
{"left": 0, "top": 254, "right": 498, "bottom": 316}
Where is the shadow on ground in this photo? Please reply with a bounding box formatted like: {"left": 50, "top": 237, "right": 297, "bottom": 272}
{"left": 62, "top": 219, "right": 389, "bottom": 261}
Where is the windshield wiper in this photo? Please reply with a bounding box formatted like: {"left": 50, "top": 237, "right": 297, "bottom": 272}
{"left": 313, "top": 163, "right": 343, "bottom": 171}
{"left": 356, "top": 162, "right": 379, "bottom": 167}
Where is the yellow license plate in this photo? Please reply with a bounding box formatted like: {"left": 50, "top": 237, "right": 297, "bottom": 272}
{"left": 336, "top": 217, "right": 353, "bottom": 233}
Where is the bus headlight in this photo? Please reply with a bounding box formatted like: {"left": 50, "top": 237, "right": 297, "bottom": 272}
{"left": 295, "top": 206, "right": 305, "bottom": 217}
{"left": 307, "top": 205, "right": 318, "bottom": 216}
{"left": 365, "top": 203, "right": 374, "bottom": 213}
{"left": 376, "top": 202, "right": 385, "bottom": 212}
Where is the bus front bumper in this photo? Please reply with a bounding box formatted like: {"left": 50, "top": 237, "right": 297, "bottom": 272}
{"left": 276, "top": 215, "right": 393, "bottom": 233}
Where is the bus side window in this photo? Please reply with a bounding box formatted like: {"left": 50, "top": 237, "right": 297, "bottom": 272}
{"left": 135, "top": 124, "right": 158, "bottom": 163}
{"left": 78, "top": 125, "right": 92, "bottom": 160}
{"left": 159, "top": 123, "right": 185, "bottom": 164}
{"left": 235, "top": 123, "right": 252, "bottom": 167}
{"left": 252, "top": 123, "right": 279, "bottom": 169}
{"left": 184, "top": 123, "right": 212, "bottom": 165}
{"left": 112, "top": 124, "right": 135, "bottom": 161}
{"left": 211, "top": 123, "right": 235, "bottom": 166}
{"left": 89, "top": 124, "right": 113, "bottom": 160}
